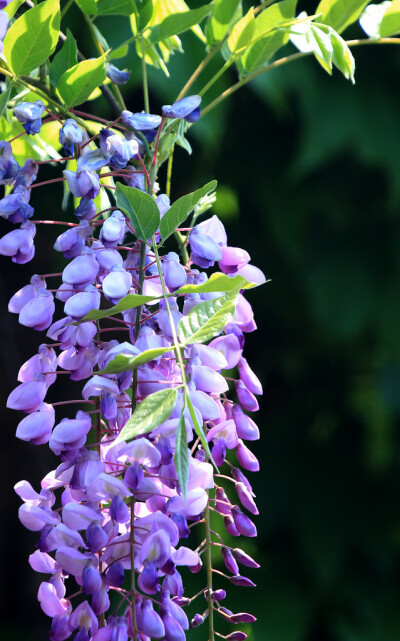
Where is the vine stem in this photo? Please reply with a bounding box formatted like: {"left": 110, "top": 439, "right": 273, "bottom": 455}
{"left": 202, "top": 37, "right": 400, "bottom": 117}
{"left": 205, "top": 497, "right": 215, "bottom": 641}
{"left": 140, "top": 36, "right": 150, "bottom": 113}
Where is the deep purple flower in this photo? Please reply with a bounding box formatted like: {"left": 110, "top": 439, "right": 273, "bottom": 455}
{"left": 14, "top": 100, "right": 45, "bottom": 135}
{"left": 162, "top": 95, "right": 201, "bottom": 123}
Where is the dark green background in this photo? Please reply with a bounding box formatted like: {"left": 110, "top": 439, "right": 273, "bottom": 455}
{"left": 2, "top": 1, "right": 400, "bottom": 639}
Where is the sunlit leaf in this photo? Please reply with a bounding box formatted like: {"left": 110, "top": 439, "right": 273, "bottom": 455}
{"left": 147, "top": 4, "right": 211, "bottom": 44}
{"left": 114, "top": 387, "right": 178, "bottom": 444}
{"left": 178, "top": 288, "right": 239, "bottom": 345}
{"left": 57, "top": 55, "right": 107, "bottom": 108}
{"left": 3, "top": 0, "right": 60, "bottom": 75}
{"left": 82, "top": 294, "right": 157, "bottom": 322}
{"left": 380, "top": 0, "right": 400, "bottom": 36}
{"left": 316, "top": 0, "right": 370, "bottom": 33}
{"left": 174, "top": 411, "right": 189, "bottom": 499}
{"left": 100, "top": 347, "right": 172, "bottom": 375}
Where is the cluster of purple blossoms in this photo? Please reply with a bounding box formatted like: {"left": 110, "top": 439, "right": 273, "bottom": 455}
{"left": 2, "top": 93, "right": 264, "bottom": 641}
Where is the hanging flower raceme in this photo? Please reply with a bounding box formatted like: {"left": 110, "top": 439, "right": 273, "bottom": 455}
{"left": 3, "top": 94, "right": 264, "bottom": 641}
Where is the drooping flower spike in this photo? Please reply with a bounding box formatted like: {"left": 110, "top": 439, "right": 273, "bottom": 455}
{"left": 3, "top": 92, "right": 263, "bottom": 641}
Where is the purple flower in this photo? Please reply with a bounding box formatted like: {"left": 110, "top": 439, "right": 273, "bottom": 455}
{"left": 0, "top": 186, "right": 34, "bottom": 223}
{"left": 163, "top": 252, "right": 187, "bottom": 290}
{"left": 0, "top": 221, "right": 36, "bottom": 263}
{"left": 189, "top": 225, "right": 223, "bottom": 268}
{"left": 64, "top": 169, "right": 100, "bottom": 199}
{"left": 162, "top": 95, "right": 202, "bottom": 123}
{"left": 122, "top": 110, "right": 162, "bottom": 135}
{"left": 106, "top": 64, "right": 130, "bottom": 85}
{"left": 14, "top": 100, "right": 45, "bottom": 135}
{"left": 59, "top": 119, "right": 86, "bottom": 156}
{"left": 99, "top": 211, "right": 126, "bottom": 247}
{"left": 99, "top": 130, "right": 138, "bottom": 169}
{"left": 0, "top": 140, "right": 19, "bottom": 184}
{"left": 16, "top": 403, "right": 55, "bottom": 444}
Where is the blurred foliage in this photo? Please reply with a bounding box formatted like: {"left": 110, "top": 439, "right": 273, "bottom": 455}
{"left": 2, "top": 1, "right": 400, "bottom": 640}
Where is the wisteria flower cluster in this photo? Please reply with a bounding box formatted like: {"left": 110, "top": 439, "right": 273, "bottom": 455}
{"left": 2, "top": 93, "right": 265, "bottom": 641}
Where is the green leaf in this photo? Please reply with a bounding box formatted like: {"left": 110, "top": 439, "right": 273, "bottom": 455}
{"left": 49, "top": 30, "right": 77, "bottom": 88}
{"left": 96, "top": 0, "right": 138, "bottom": 16}
{"left": 74, "top": 0, "right": 97, "bottom": 13}
{"left": 316, "top": 0, "right": 370, "bottom": 33}
{"left": 4, "top": 0, "right": 25, "bottom": 19}
{"left": 174, "top": 411, "right": 189, "bottom": 499}
{"left": 0, "top": 84, "right": 13, "bottom": 121}
{"left": 114, "top": 387, "right": 178, "bottom": 444}
{"left": 227, "top": 7, "right": 255, "bottom": 54}
{"left": 147, "top": 5, "right": 212, "bottom": 44}
{"left": 108, "top": 44, "right": 130, "bottom": 60}
{"left": 380, "top": 0, "right": 400, "bottom": 36}
{"left": 159, "top": 180, "right": 217, "bottom": 242}
{"left": 209, "top": 0, "right": 242, "bottom": 42}
{"left": 82, "top": 293, "right": 157, "bottom": 322}
{"left": 359, "top": 2, "right": 391, "bottom": 37}
{"left": 185, "top": 389, "right": 214, "bottom": 462}
{"left": 174, "top": 272, "right": 260, "bottom": 296}
{"left": 241, "top": 0, "right": 297, "bottom": 73}
{"left": 115, "top": 183, "right": 160, "bottom": 241}
{"left": 57, "top": 55, "right": 106, "bottom": 108}
{"left": 100, "top": 347, "right": 172, "bottom": 374}
{"left": 3, "top": 0, "right": 60, "bottom": 76}
{"left": 178, "top": 289, "right": 239, "bottom": 345}
{"left": 331, "top": 29, "right": 355, "bottom": 82}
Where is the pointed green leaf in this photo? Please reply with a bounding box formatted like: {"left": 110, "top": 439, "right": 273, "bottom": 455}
{"left": 331, "top": 29, "right": 355, "bottom": 82}
{"left": 174, "top": 411, "right": 189, "bottom": 499}
{"left": 49, "top": 30, "right": 77, "bottom": 88}
{"left": 74, "top": 0, "right": 97, "bottom": 13}
{"left": 82, "top": 294, "right": 157, "bottom": 322}
{"left": 58, "top": 55, "right": 107, "bottom": 108}
{"left": 227, "top": 7, "right": 255, "bottom": 53}
{"left": 159, "top": 180, "right": 217, "bottom": 242}
{"left": 114, "top": 387, "right": 178, "bottom": 444}
{"left": 3, "top": 0, "right": 60, "bottom": 76}
{"left": 241, "top": 0, "right": 297, "bottom": 73}
{"left": 115, "top": 183, "right": 160, "bottom": 241}
{"left": 178, "top": 289, "right": 239, "bottom": 345}
{"left": 147, "top": 5, "right": 211, "bottom": 44}
{"left": 209, "top": 0, "right": 242, "bottom": 43}
{"left": 185, "top": 388, "right": 214, "bottom": 462}
{"left": 4, "top": 0, "right": 25, "bottom": 19}
{"left": 316, "top": 0, "right": 370, "bottom": 33}
{"left": 108, "top": 44, "right": 130, "bottom": 61}
{"left": 174, "top": 272, "right": 260, "bottom": 296}
{"left": 100, "top": 346, "right": 172, "bottom": 375}
{"left": 380, "top": 0, "right": 400, "bottom": 36}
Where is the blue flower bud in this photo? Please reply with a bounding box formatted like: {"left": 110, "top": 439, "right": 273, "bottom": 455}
{"left": 162, "top": 95, "right": 201, "bottom": 123}
{"left": 122, "top": 110, "right": 162, "bottom": 131}
{"left": 100, "top": 129, "right": 139, "bottom": 169}
{"left": 14, "top": 100, "right": 45, "bottom": 135}
{"left": 163, "top": 252, "right": 187, "bottom": 290}
{"left": 106, "top": 63, "right": 130, "bottom": 85}
{"left": 0, "top": 140, "right": 19, "bottom": 184}
{"left": 105, "top": 561, "right": 125, "bottom": 587}
{"left": 75, "top": 197, "right": 97, "bottom": 220}
{"left": 189, "top": 225, "right": 223, "bottom": 268}
{"left": 59, "top": 118, "right": 85, "bottom": 155}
